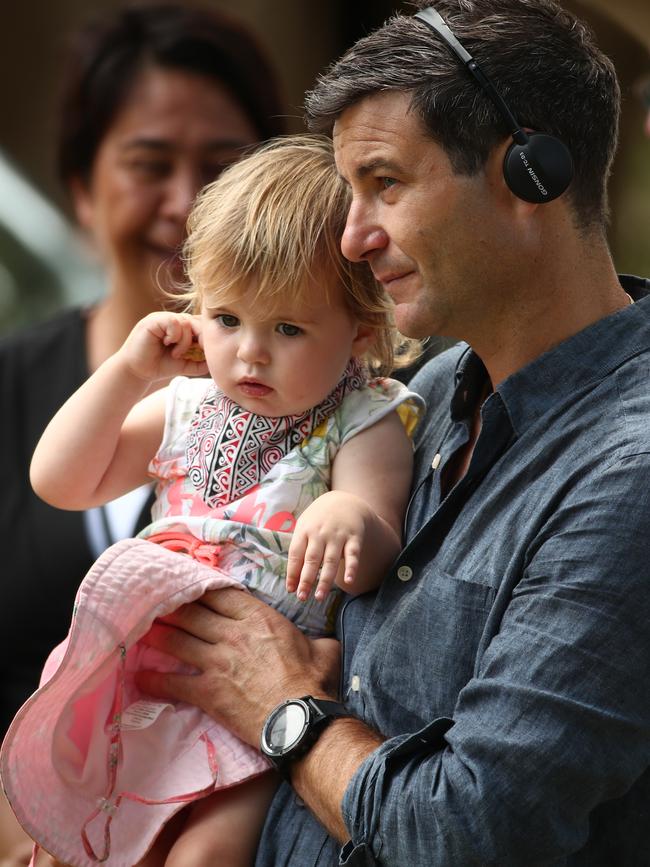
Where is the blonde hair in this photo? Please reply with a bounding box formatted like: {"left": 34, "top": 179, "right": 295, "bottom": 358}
{"left": 182, "top": 133, "right": 420, "bottom": 374}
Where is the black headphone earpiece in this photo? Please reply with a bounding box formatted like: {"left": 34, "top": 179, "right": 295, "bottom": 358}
{"left": 503, "top": 132, "right": 574, "bottom": 204}
{"left": 414, "top": 7, "right": 574, "bottom": 204}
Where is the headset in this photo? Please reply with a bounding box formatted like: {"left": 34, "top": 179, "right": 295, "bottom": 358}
{"left": 414, "top": 7, "right": 574, "bottom": 204}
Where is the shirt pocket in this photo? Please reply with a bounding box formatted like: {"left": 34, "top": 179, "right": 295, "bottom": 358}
{"left": 364, "top": 563, "right": 496, "bottom": 732}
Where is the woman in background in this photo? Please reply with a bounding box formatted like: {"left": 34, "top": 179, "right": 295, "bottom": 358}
{"left": 0, "top": 4, "right": 285, "bottom": 862}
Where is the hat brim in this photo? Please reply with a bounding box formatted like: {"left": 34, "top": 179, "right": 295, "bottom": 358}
{"left": 1, "top": 539, "right": 269, "bottom": 867}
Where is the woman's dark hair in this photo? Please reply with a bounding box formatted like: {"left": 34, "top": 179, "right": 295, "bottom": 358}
{"left": 57, "top": 3, "right": 286, "bottom": 185}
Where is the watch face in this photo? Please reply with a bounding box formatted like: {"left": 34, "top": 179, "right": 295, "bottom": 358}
{"left": 266, "top": 701, "right": 308, "bottom": 754}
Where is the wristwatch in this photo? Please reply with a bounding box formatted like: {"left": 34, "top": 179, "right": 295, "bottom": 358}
{"left": 260, "top": 695, "right": 349, "bottom": 776}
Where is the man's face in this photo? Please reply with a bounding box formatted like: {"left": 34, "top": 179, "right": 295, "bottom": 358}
{"left": 333, "top": 90, "right": 518, "bottom": 343}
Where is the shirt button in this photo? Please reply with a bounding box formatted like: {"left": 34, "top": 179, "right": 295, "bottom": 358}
{"left": 397, "top": 565, "right": 413, "bottom": 582}
{"left": 350, "top": 675, "right": 361, "bottom": 692}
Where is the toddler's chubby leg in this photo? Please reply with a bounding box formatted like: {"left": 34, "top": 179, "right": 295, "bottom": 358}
{"left": 135, "top": 809, "right": 188, "bottom": 867}
{"left": 164, "top": 771, "right": 279, "bottom": 867}
{"left": 21, "top": 774, "right": 278, "bottom": 867}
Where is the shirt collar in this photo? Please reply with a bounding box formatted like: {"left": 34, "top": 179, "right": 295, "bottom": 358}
{"left": 451, "top": 275, "right": 650, "bottom": 435}
{"left": 450, "top": 348, "right": 489, "bottom": 421}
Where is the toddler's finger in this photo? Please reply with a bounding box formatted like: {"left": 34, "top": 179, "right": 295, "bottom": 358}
{"left": 296, "top": 540, "right": 325, "bottom": 601}
{"left": 171, "top": 318, "right": 195, "bottom": 358}
{"left": 314, "top": 543, "right": 344, "bottom": 601}
{"left": 286, "top": 534, "right": 308, "bottom": 592}
{"left": 162, "top": 319, "right": 179, "bottom": 346}
{"left": 342, "top": 538, "right": 361, "bottom": 587}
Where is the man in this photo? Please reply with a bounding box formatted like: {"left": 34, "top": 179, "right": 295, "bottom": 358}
{"left": 139, "top": 1, "right": 650, "bottom": 863}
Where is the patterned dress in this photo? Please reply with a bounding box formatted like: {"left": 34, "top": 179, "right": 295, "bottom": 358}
{"left": 140, "top": 375, "right": 424, "bottom": 635}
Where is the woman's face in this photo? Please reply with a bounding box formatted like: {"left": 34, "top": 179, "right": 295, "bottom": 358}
{"left": 71, "top": 65, "right": 259, "bottom": 305}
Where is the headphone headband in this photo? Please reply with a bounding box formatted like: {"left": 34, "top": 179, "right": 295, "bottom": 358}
{"left": 414, "top": 8, "right": 526, "bottom": 144}
{"left": 413, "top": 6, "right": 574, "bottom": 204}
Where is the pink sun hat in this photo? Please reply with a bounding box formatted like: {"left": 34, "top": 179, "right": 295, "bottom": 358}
{"left": 0, "top": 538, "right": 269, "bottom": 867}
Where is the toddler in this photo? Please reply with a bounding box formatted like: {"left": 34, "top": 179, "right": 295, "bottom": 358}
{"left": 2, "top": 135, "right": 423, "bottom": 867}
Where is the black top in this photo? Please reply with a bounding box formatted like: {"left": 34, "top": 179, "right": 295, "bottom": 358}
{"left": 0, "top": 308, "right": 152, "bottom": 731}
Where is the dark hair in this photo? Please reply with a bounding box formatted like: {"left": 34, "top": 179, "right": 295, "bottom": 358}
{"left": 57, "top": 2, "right": 286, "bottom": 185}
{"left": 305, "top": 0, "right": 620, "bottom": 228}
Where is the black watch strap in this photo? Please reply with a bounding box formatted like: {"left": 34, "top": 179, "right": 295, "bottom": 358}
{"left": 260, "top": 695, "right": 349, "bottom": 777}
{"left": 305, "top": 696, "right": 348, "bottom": 722}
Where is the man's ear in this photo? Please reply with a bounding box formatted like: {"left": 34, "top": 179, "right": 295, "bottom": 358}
{"left": 351, "top": 323, "right": 375, "bottom": 357}
{"left": 68, "top": 175, "right": 95, "bottom": 230}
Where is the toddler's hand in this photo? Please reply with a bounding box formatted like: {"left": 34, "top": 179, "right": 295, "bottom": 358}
{"left": 119, "top": 312, "right": 208, "bottom": 383}
{"left": 286, "top": 491, "right": 371, "bottom": 602}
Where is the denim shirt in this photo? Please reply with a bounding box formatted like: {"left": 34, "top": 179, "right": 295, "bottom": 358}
{"left": 256, "top": 276, "right": 650, "bottom": 867}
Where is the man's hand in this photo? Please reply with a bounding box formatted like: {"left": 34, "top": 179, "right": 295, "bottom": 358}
{"left": 136, "top": 588, "right": 341, "bottom": 746}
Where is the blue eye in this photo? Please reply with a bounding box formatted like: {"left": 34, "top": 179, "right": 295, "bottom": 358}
{"left": 216, "top": 314, "right": 239, "bottom": 328}
{"left": 382, "top": 177, "right": 397, "bottom": 189}
{"left": 277, "top": 323, "right": 302, "bottom": 337}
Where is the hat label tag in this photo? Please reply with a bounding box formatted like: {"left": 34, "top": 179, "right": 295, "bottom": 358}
{"left": 119, "top": 699, "right": 175, "bottom": 731}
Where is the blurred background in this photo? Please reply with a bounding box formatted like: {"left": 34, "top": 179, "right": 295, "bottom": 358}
{"left": 1, "top": 0, "right": 649, "bottom": 335}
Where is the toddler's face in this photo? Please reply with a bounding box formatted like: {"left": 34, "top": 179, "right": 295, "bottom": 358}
{"left": 198, "top": 280, "right": 371, "bottom": 416}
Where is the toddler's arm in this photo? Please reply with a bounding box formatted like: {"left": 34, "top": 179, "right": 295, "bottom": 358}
{"left": 286, "top": 410, "right": 413, "bottom": 600}
{"left": 30, "top": 311, "right": 208, "bottom": 510}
